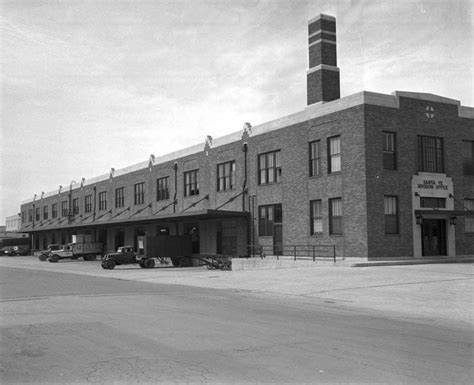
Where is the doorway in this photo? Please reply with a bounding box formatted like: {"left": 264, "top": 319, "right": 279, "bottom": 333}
{"left": 422, "top": 219, "right": 447, "bottom": 256}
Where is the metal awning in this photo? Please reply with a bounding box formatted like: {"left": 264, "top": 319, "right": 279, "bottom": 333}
{"left": 415, "top": 209, "right": 474, "bottom": 216}
{"left": 22, "top": 209, "right": 249, "bottom": 233}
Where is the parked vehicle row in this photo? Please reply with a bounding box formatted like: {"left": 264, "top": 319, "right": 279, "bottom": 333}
{"left": 2, "top": 245, "right": 30, "bottom": 256}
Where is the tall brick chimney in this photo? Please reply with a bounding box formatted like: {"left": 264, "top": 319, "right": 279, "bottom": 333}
{"left": 307, "top": 14, "right": 340, "bottom": 105}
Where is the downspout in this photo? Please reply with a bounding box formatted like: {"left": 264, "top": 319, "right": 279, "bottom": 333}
{"left": 173, "top": 162, "right": 178, "bottom": 214}
{"left": 242, "top": 142, "right": 248, "bottom": 211}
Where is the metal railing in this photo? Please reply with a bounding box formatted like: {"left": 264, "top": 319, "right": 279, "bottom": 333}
{"left": 248, "top": 244, "right": 337, "bottom": 263}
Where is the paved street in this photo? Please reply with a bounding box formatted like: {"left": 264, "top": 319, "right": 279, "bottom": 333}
{"left": 1, "top": 258, "right": 473, "bottom": 384}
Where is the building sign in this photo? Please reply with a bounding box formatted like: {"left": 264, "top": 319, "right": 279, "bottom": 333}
{"left": 416, "top": 179, "right": 448, "bottom": 190}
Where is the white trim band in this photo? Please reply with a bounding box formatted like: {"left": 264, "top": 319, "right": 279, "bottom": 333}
{"left": 307, "top": 64, "right": 340, "bottom": 74}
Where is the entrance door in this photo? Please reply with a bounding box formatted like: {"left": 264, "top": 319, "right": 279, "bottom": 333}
{"left": 422, "top": 219, "right": 447, "bottom": 256}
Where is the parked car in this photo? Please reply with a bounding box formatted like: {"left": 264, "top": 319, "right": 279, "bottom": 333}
{"left": 101, "top": 246, "right": 155, "bottom": 269}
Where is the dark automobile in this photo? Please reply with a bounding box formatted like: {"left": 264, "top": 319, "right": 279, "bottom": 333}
{"left": 101, "top": 246, "right": 155, "bottom": 270}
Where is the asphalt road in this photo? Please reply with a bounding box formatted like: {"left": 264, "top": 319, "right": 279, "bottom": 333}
{"left": 1, "top": 266, "right": 472, "bottom": 384}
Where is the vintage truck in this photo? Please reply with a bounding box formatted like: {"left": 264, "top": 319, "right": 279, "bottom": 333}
{"left": 48, "top": 242, "right": 103, "bottom": 262}
{"left": 101, "top": 235, "right": 193, "bottom": 270}
{"left": 38, "top": 244, "right": 61, "bottom": 261}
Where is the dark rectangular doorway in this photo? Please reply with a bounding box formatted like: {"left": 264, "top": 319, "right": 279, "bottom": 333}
{"left": 422, "top": 219, "right": 447, "bottom": 256}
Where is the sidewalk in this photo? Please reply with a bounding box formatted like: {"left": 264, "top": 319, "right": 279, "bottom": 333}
{"left": 0, "top": 256, "right": 472, "bottom": 328}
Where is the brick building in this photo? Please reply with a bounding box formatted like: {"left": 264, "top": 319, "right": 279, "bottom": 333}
{"left": 19, "top": 14, "right": 474, "bottom": 260}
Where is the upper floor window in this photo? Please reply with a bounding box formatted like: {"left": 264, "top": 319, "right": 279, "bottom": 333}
{"left": 310, "top": 200, "right": 323, "bottom": 235}
{"left": 309, "top": 141, "right": 321, "bottom": 177}
{"left": 328, "top": 136, "right": 341, "bottom": 173}
{"left": 184, "top": 170, "right": 199, "bottom": 197}
{"left": 84, "top": 195, "right": 92, "bottom": 213}
{"left": 465, "top": 199, "right": 474, "bottom": 233}
{"left": 258, "top": 203, "right": 282, "bottom": 236}
{"left": 72, "top": 198, "right": 79, "bottom": 214}
{"left": 28, "top": 209, "right": 32, "bottom": 222}
{"left": 258, "top": 150, "right": 281, "bottom": 185}
{"left": 157, "top": 177, "right": 170, "bottom": 201}
{"left": 463, "top": 141, "right": 474, "bottom": 176}
{"left": 35, "top": 207, "right": 40, "bottom": 221}
{"left": 43, "top": 206, "right": 48, "bottom": 220}
{"left": 384, "top": 196, "right": 399, "bottom": 234}
{"left": 98, "top": 191, "right": 107, "bottom": 211}
{"left": 115, "top": 187, "right": 125, "bottom": 208}
{"left": 329, "top": 197, "right": 342, "bottom": 235}
{"left": 52, "top": 203, "right": 57, "bottom": 218}
{"left": 61, "top": 201, "right": 69, "bottom": 217}
{"left": 418, "top": 135, "right": 444, "bottom": 173}
{"left": 383, "top": 132, "right": 397, "bottom": 170}
{"left": 21, "top": 211, "right": 26, "bottom": 224}
{"left": 217, "top": 161, "right": 235, "bottom": 191}
{"left": 134, "top": 182, "right": 145, "bottom": 205}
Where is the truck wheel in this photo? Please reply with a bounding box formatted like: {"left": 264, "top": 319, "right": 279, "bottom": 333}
{"left": 38, "top": 254, "right": 47, "bottom": 261}
{"left": 144, "top": 258, "right": 155, "bottom": 269}
{"left": 101, "top": 261, "right": 108, "bottom": 269}
{"left": 49, "top": 254, "right": 59, "bottom": 263}
{"left": 104, "top": 259, "right": 115, "bottom": 269}
{"left": 139, "top": 260, "right": 145, "bottom": 268}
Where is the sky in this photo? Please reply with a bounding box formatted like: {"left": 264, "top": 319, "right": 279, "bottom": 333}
{"left": 1, "top": 0, "right": 473, "bottom": 225}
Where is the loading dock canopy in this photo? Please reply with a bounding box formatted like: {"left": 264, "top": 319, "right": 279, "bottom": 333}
{"left": 415, "top": 210, "right": 474, "bottom": 216}
{"left": 23, "top": 209, "right": 249, "bottom": 232}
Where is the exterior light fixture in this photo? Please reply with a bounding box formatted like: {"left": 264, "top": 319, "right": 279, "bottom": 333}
{"left": 449, "top": 216, "right": 457, "bottom": 226}
{"left": 416, "top": 215, "right": 423, "bottom": 225}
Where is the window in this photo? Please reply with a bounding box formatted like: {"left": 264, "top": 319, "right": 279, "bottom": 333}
{"left": 98, "top": 192, "right": 107, "bottom": 211}
{"left": 72, "top": 198, "right": 79, "bottom": 214}
{"left": 310, "top": 200, "right": 323, "bottom": 235}
{"left": 115, "top": 187, "right": 124, "bottom": 208}
{"left": 258, "top": 150, "right": 281, "bottom": 185}
{"left": 217, "top": 161, "right": 235, "bottom": 191}
{"left": 52, "top": 203, "right": 57, "bottom": 218}
{"left": 329, "top": 198, "right": 342, "bottom": 235}
{"left": 28, "top": 209, "right": 32, "bottom": 222}
{"left": 383, "top": 132, "right": 397, "bottom": 170}
{"left": 464, "top": 199, "right": 474, "bottom": 233}
{"left": 134, "top": 182, "right": 145, "bottom": 205}
{"left": 258, "top": 204, "right": 282, "bottom": 236}
{"left": 420, "top": 197, "right": 446, "bottom": 209}
{"left": 309, "top": 141, "right": 321, "bottom": 177}
{"left": 43, "top": 206, "right": 48, "bottom": 220}
{"left": 463, "top": 141, "right": 474, "bottom": 175}
{"left": 418, "top": 135, "right": 444, "bottom": 173}
{"left": 21, "top": 211, "right": 26, "bottom": 224}
{"left": 85, "top": 195, "right": 92, "bottom": 213}
{"left": 61, "top": 201, "right": 69, "bottom": 217}
{"left": 384, "top": 196, "right": 399, "bottom": 234}
{"left": 184, "top": 170, "right": 199, "bottom": 197}
{"left": 157, "top": 177, "right": 170, "bottom": 201}
{"left": 35, "top": 207, "right": 40, "bottom": 221}
{"left": 328, "top": 136, "right": 341, "bottom": 173}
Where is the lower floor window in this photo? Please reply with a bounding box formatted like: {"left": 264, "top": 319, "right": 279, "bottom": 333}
{"left": 310, "top": 200, "right": 322, "bottom": 235}
{"left": 384, "top": 195, "right": 399, "bottom": 234}
{"left": 465, "top": 199, "right": 474, "bottom": 233}
{"left": 329, "top": 198, "right": 342, "bottom": 235}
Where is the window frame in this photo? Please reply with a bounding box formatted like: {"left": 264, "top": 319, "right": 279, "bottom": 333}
{"left": 328, "top": 136, "right": 341, "bottom": 174}
{"left": 462, "top": 140, "right": 474, "bottom": 176}
{"left": 384, "top": 195, "right": 399, "bottom": 235}
{"left": 329, "top": 197, "right": 342, "bottom": 235}
{"left": 61, "top": 201, "right": 69, "bottom": 217}
{"left": 98, "top": 191, "right": 107, "bottom": 211}
{"left": 184, "top": 169, "right": 199, "bottom": 197}
{"left": 84, "top": 195, "right": 92, "bottom": 213}
{"left": 134, "top": 182, "right": 145, "bottom": 205}
{"left": 418, "top": 135, "right": 444, "bottom": 173}
{"left": 309, "top": 140, "right": 321, "bottom": 177}
{"left": 35, "top": 207, "right": 40, "bottom": 221}
{"left": 217, "top": 161, "right": 236, "bottom": 192}
{"left": 258, "top": 150, "right": 282, "bottom": 185}
{"left": 115, "top": 187, "right": 125, "bottom": 208}
{"left": 464, "top": 199, "right": 474, "bottom": 233}
{"left": 52, "top": 203, "right": 57, "bottom": 219}
{"left": 383, "top": 131, "right": 397, "bottom": 170}
{"left": 310, "top": 199, "right": 323, "bottom": 235}
{"left": 157, "top": 176, "right": 170, "bottom": 201}
{"left": 258, "top": 203, "right": 282, "bottom": 236}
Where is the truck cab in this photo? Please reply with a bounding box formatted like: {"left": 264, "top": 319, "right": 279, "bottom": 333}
{"left": 101, "top": 246, "right": 155, "bottom": 269}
